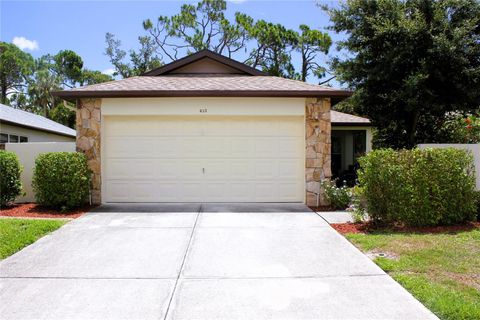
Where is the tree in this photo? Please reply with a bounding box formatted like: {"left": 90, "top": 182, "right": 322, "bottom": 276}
{"left": 108, "top": 0, "right": 332, "bottom": 82}
{"left": 295, "top": 25, "right": 331, "bottom": 82}
{"left": 143, "top": 0, "right": 247, "bottom": 60}
{"left": 237, "top": 14, "right": 297, "bottom": 78}
{"left": 105, "top": 33, "right": 162, "bottom": 78}
{"left": 324, "top": 0, "right": 480, "bottom": 148}
{"left": 0, "top": 42, "right": 34, "bottom": 104}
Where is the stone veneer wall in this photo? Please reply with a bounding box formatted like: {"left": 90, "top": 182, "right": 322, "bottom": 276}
{"left": 305, "top": 98, "right": 331, "bottom": 206}
{"left": 76, "top": 98, "right": 102, "bottom": 204}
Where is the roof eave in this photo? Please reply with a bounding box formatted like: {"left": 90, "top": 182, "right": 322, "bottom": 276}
{"left": 0, "top": 119, "right": 76, "bottom": 138}
{"left": 52, "top": 89, "right": 353, "bottom": 101}
{"left": 331, "top": 122, "right": 372, "bottom": 127}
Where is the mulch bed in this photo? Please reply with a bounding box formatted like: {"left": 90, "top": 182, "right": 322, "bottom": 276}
{"left": 331, "top": 221, "right": 480, "bottom": 235}
{"left": 0, "top": 203, "right": 95, "bottom": 219}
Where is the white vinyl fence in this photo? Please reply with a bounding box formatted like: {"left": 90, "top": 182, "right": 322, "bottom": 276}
{"left": 418, "top": 144, "right": 480, "bottom": 190}
{"left": 4, "top": 142, "right": 76, "bottom": 203}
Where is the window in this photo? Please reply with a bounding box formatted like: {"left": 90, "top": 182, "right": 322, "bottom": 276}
{"left": 0, "top": 133, "right": 29, "bottom": 143}
{"left": 9, "top": 135, "right": 18, "bottom": 143}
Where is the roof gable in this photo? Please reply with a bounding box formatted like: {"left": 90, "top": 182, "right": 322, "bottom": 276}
{"left": 142, "top": 50, "right": 267, "bottom": 76}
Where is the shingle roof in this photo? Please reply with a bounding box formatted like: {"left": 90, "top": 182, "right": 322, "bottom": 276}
{"left": 53, "top": 75, "right": 351, "bottom": 100}
{"left": 0, "top": 103, "right": 76, "bottom": 137}
{"left": 331, "top": 110, "right": 371, "bottom": 126}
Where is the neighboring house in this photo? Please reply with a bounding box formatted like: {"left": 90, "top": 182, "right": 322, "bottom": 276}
{"left": 0, "top": 103, "right": 76, "bottom": 143}
{"left": 331, "top": 110, "right": 372, "bottom": 185}
{"left": 54, "top": 49, "right": 352, "bottom": 206}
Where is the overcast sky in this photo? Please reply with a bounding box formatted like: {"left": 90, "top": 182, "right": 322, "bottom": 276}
{"left": 1, "top": 0, "right": 346, "bottom": 86}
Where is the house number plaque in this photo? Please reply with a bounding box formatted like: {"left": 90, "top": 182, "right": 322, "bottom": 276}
{"left": 199, "top": 108, "right": 208, "bottom": 113}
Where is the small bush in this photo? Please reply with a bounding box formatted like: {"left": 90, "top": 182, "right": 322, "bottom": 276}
{"left": 33, "top": 152, "right": 90, "bottom": 210}
{"left": 0, "top": 151, "right": 23, "bottom": 206}
{"left": 349, "top": 185, "right": 368, "bottom": 223}
{"left": 358, "top": 148, "right": 477, "bottom": 226}
{"left": 322, "top": 180, "right": 352, "bottom": 210}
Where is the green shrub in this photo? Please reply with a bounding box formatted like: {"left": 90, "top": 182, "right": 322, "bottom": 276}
{"left": 475, "top": 191, "right": 480, "bottom": 220}
{"left": 349, "top": 185, "right": 368, "bottom": 223}
{"left": 358, "top": 148, "right": 477, "bottom": 226}
{"left": 0, "top": 151, "right": 23, "bottom": 206}
{"left": 32, "top": 152, "right": 90, "bottom": 210}
{"left": 322, "top": 180, "right": 352, "bottom": 210}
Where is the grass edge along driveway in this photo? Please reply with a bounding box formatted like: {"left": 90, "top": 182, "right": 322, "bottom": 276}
{"left": 346, "top": 229, "right": 480, "bottom": 320}
{"left": 0, "top": 218, "right": 66, "bottom": 259}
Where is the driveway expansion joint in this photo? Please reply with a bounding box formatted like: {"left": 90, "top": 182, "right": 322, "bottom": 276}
{"left": 162, "top": 203, "right": 202, "bottom": 320}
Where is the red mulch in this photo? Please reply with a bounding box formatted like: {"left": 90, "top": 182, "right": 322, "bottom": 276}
{"left": 332, "top": 221, "right": 480, "bottom": 235}
{"left": 0, "top": 203, "right": 95, "bottom": 219}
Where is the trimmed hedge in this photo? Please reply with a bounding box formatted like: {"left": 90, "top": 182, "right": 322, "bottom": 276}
{"left": 0, "top": 150, "right": 23, "bottom": 206}
{"left": 358, "top": 148, "right": 477, "bottom": 226}
{"left": 33, "top": 152, "right": 90, "bottom": 210}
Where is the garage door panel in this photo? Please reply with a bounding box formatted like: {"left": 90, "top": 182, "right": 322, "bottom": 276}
{"left": 254, "top": 160, "right": 277, "bottom": 179}
{"left": 205, "top": 160, "right": 229, "bottom": 179}
{"left": 204, "top": 182, "right": 229, "bottom": 201}
{"left": 179, "top": 138, "right": 204, "bottom": 157}
{"left": 230, "top": 138, "right": 254, "bottom": 157}
{"left": 203, "top": 138, "right": 228, "bottom": 156}
{"left": 278, "top": 160, "right": 303, "bottom": 179}
{"left": 278, "top": 138, "right": 304, "bottom": 156}
{"left": 104, "top": 116, "right": 304, "bottom": 203}
{"left": 181, "top": 160, "right": 204, "bottom": 179}
{"left": 228, "top": 120, "right": 253, "bottom": 136}
{"left": 254, "top": 183, "right": 278, "bottom": 202}
{"left": 254, "top": 138, "right": 279, "bottom": 157}
{"left": 230, "top": 182, "right": 255, "bottom": 201}
{"left": 229, "top": 160, "right": 253, "bottom": 179}
{"left": 157, "top": 160, "right": 179, "bottom": 179}
{"left": 278, "top": 182, "right": 303, "bottom": 201}
{"left": 106, "top": 181, "right": 132, "bottom": 202}
{"left": 106, "top": 160, "right": 130, "bottom": 179}
{"left": 182, "top": 182, "right": 204, "bottom": 201}
{"left": 155, "top": 182, "right": 180, "bottom": 201}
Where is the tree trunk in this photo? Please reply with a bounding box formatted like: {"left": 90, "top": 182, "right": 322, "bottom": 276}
{"left": 406, "top": 111, "right": 420, "bottom": 148}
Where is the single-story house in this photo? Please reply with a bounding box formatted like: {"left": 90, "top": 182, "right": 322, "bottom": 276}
{"left": 0, "top": 103, "right": 76, "bottom": 143}
{"left": 54, "top": 49, "right": 369, "bottom": 206}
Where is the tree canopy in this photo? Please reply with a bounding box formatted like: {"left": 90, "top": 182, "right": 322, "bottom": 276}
{"left": 2, "top": 43, "right": 112, "bottom": 127}
{"left": 107, "top": 0, "right": 332, "bottom": 82}
{"left": 0, "top": 42, "right": 35, "bottom": 104}
{"left": 324, "top": 0, "right": 480, "bottom": 148}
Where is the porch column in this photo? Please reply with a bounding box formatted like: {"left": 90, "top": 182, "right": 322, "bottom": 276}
{"left": 305, "top": 97, "right": 331, "bottom": 206}
{"left": 76, "top": 98, "right": 102, "bottom": 205}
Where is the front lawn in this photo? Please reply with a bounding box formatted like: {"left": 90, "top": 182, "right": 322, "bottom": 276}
{"left": 0, "top": 218, "right": 66, "bottom": 259}
{"left": 346, "top": 229, "right": 480, "bottom": 320}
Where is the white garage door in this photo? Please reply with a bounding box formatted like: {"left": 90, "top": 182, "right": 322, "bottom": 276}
{"left": 103, "top": 116, "right": 304, "bottom": 202}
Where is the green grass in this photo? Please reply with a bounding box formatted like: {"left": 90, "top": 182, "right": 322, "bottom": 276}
{"left": 0, "top": 218, "right": 66, "bottom": 259}
{"left": 346, "top": 229, "right": 480, "bottom": 320}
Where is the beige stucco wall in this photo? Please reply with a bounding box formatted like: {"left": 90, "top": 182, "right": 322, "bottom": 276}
{"left": 5, "top": 142, "right": 76, "bottom": 203}
{"left": 0, "top": 123, "right": 75, "bottom": 142}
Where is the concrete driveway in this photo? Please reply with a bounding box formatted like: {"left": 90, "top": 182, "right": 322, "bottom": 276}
{"left": 0, "top": 203, "right": 437, "bottom": 320}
